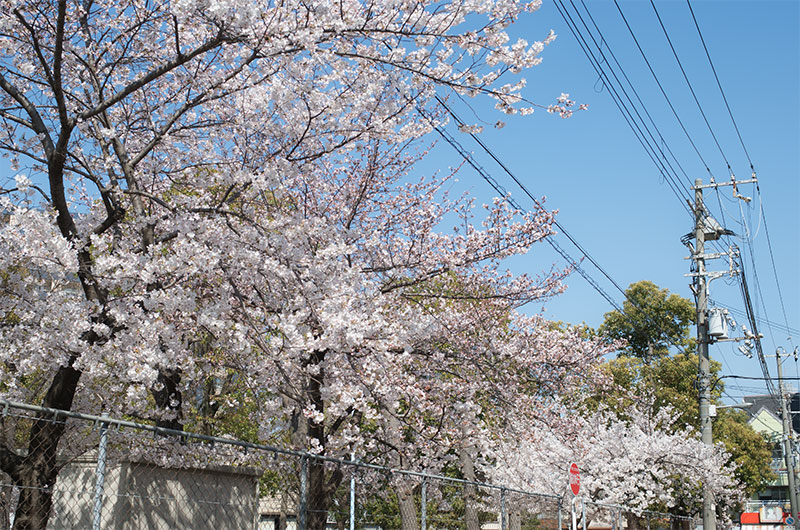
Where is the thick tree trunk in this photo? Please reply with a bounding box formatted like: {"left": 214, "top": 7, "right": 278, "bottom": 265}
{"left": 11, "top": 364, "right": 81, "bottom": 530}
{"left": 307, "top": 348, "right": 327, "bottom": 530}
{"left": 381, "top": 409, "right": 419, "bottom": 530}
{"left": 152, "top": 368, "right": 184, "bottom": 430}
{"left": 304, "top": 349, "right": 345, "bottom": 530}
{"left": 396, "top": 482, "right": 419, "bottom": 530}
{"left": 5, "top": 123, "right": 91, "bottom": 529}
{"left": 626, "top": 513, "right": 642, "bottom": 530}
{"left": 308, "top": 457, "right": 330, "bottom": 530}
{"left": 459, "top": 447, "right": 481, "bottom": 530}
{"left": 278, "top": 490, "right": 291, "bottom": 530}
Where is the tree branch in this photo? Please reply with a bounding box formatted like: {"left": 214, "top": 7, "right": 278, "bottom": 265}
{"left": 12, "top": 9, "right": 55, "bottom": 91}
{"left": 78, "top": 30, "right": 236, "bottom": 122}
{"left": 52, "top": 0, "right": 69, "bottom": 127}
{"left": 0, "top": 73, "right": 54, "bottom": 159}
{"left": 0, "top": 108, "right": 33, "bottom": 129}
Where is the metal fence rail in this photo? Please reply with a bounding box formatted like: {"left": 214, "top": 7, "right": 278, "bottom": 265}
{"left": 0, "top": 399, "right": 696, "bottom": 530}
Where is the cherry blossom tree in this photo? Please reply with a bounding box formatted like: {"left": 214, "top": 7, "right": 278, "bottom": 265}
{"left": 484, "top": 404, "right": 744, "bottom": 527}
{"left": 170, "top": 140, "right": 611, "bottom": 528}
{"left": 0, "top": 0, "right": 593, "bottom": 527}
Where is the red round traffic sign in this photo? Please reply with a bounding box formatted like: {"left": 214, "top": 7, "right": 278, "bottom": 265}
{"left": 569, "top": 463, "right": 580, "bottom": 495}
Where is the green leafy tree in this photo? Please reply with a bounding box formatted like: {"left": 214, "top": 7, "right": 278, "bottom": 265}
{"left": 599, "top": 281, "right": 695, "bottom": 362}
{"left": 714, "top": 409, "right": 775, "bottom": 498}
{"left": 595, "top": 281, "right": 774, "bottom": 499}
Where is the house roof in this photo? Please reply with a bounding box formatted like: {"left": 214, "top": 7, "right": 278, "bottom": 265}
{"left": 747, "top": 407, "right": 782, "bottom": 438}
{"left": 738, "top": 393, "right": 800, "bottom": 435}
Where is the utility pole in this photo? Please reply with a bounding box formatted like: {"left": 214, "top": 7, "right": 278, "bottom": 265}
{"left": 776, "top": 347, "right": 800, "bottom": 528}
{"left": 693, "top": 178, "right": 715, "bottom": 530}
{"left": 688, "top": 174, "right": 757, "bottom": 530}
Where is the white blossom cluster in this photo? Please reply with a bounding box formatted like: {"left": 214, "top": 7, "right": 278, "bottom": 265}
{"left": 485, "top": 404, "right": 743, "bottom": 523}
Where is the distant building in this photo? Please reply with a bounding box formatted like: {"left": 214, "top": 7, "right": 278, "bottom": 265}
{"left": 738, "top": 393, "right": 799, "bottom": 507}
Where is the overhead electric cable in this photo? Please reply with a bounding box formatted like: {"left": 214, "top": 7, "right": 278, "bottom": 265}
{"left": 434, "top": 95, "right": 632, "bottom": 307}
{"left": 760, "top": 205, "right": 795, "bottom": 345}
{"left": 737, "top": 251, "right": 779, "bottom": 399}
{"left": 612, "top": 0, "right": 714, "bottom": 177}
{"left": 649, "top": 0, "right": 732, "bottom": 172}
{"left": 710, "top": 302, "right": 800, "bottom": 337}
{"left": 561, "top": 1, "right": 732, "bottom": 260}
{"left": 578, "top": 0, "right": 694, "bottom": 188}
{"left": 564, "top": 0, "right": 692, "bottom": 206}
{"left": 419, "top": 104, "right": 624, "bottom": 313}
{"left": 554, "top": 0, "right": 693, "bottom": 216}
{"left": 685, "top": 0, "right": 754, "bottom": 170}
{"left": 716, "top": 345, "right": 751, "bottom": 401}
{"left": 602, "top": 0, "right": 742, "bottom": 261}
{"left": 426, "top": 98, "right": 708, "bottom": 365}
{"left": 724, "top": 375, "right": 800, "bottom": 382}
{"left": 737, "top": 200, "right": 780, "bottom": 359}
{"left": 687, "top": 0, "right": 794, "bottom": 358}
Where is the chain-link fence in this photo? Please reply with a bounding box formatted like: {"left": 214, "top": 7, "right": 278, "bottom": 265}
{"left": 0, "top": 399, "right": 696, "bottom": 530}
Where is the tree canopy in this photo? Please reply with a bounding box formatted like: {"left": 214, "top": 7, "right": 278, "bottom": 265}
{"left": 599, "top": 280, "right": 695, "bottom": 362}
{"left": 595, "top": 281, "right": 774, "bottom": 499}
{"left": 0, "top": 0, "right": 597, "bottom": 526}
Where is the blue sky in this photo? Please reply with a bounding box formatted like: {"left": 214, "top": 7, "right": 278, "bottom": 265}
{"left": 432, "top": 0, "right": 799, "bottom": 402}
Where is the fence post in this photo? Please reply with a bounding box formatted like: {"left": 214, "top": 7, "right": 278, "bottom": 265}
{"left": 92, "top": 414, "right": 109, "bottom": 530}
{"left": 299, "top": 456, "right": 308, "bottom": 530}
{"left": 350, "top": 453, "right": 355, "bottom": 530}
{"left": 421, "top": 479, "right": 427, "bottom": 530}
{"left": 558, "top": 497, "right": 562, "bottom": 530}
{"left": 500, "top": 488, "right": 507, "bottom": 530}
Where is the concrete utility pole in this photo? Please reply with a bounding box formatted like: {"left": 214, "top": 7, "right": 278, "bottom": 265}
{"left": 693, "top": 178, "right": 716, "bottom": 530}
{"left": 776, "top": 347, "right": 800, "bottom": 529}
{"left": 689, "top": 174, "right": 757, "bottom": 530}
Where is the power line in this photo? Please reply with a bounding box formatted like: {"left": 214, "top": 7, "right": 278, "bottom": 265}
{"left": 759, "top": 194, "right": 796, "bottom": 346}
{"left": 554, "top": 0, "right": 693, "bottom": 217}
{"left": 685, "top": 0, "right": 754, "bottom": 171}
{"left": 564, "top": 0, "right": 736, "bottom": 264}
{"left": 577, "top": 0, "right": 694, "bottom": 189}
{"left": 611, "top": 0, "right": 714, "bottom": 179}
{"left": 715, "top": 342, "right": 753, "bottom": 403}
{"left": 604, "top": 0, "right": 786, "bottom": 397}
{"left": 436, "top": 95, "right": 634, "bottom": 304}
{"left": 561, "top": 0, "right": 729, "bottom": 261}
{"left": 426, "top": 97, "right": 716, "bottom": 367}
{"left": 649, "top": 0, "right": 732, "bottom": 173}
{"left": 685, "top": 0, "right": 795, "bottom": 376}
{"left": 736, "top": 249, "right": 779, "bottom": 399}
{"left": 724, "top": 375, "right": 800, "bottom": 382}
{"left": 418, "top": 100, "right": 624, "bottom": 312}
{"left": 711, "top": 302, "right": 800, "bottom": 337}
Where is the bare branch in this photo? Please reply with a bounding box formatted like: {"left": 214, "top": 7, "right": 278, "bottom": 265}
{"left": 123, "top": 188, "right": 174, "bottom": 211}
{"left": 0, "top": 73, "right": 54, "bottom": 159}
{"left": 78, "top": 30, "right": 237, "bottom": 122}
{"left": 0, "top": 108, "right": 33, "bottom": 129}
{"left": 12, "top": 9, "right": 55, "bottom": 90}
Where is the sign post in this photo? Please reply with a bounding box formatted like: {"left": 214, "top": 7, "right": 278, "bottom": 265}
{"left": 569, "top": 464, "right": 581, "bottom": 530}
